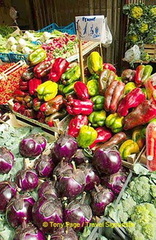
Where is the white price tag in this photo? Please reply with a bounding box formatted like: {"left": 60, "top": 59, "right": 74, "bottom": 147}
{"left": 75, "top": 15, "right": 105, "bottom": 42}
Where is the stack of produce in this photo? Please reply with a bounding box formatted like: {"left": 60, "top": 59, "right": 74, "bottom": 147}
{"left": 0, "top": 121, "right": 128, "bottom": 240}
{"left": 0, "top": 28, "right": 78, "bottom": 58}
{"left": 0, "top": 63, "right": 28, "bottom": 104}
{"left": 12, "top": 49, "right": 156, "bottom": 165}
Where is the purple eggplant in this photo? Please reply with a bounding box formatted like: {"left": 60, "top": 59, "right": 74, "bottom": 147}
{"left": 6, "top": 194, "right": 35, "bottom": 228}
{"left": 35, "top": 153, "right": 55, "bottom": 178}
{"left": 101, "top": 169, "right": 127, "bottom": 195}
{"left": 53, "top": 161, "right": 73, "bottom": 179}
{"left": 64, "top": 198, "right": 93, "bottom": 231}
{"left": 0, "top": 147, "right": 14, "bottom": 174}
{"left": 32, "top": 197, "right": 63, "bottom": 233}
{"left": 0, "top": 181, "right": 17, "bottom": 212}
{"left": 93, "top": 148, "right": 122, "bottom": 175}
{"left": 78, "top": 163, "right": 100, "bottom": 191}
{"left": 50, "top": 227, "right": 78, "bottom": 240}
{"left": 70, "top": 149, "right": 89, "bottom": 165}
{"left": 90, "top": 185, "right": 115, "bottom": 216}
{"left": 38, "top": 180, "right": 58, "bottom": 199}
{"left": 14, "top": 222, "right": 46, "bottom": 240}
{"left": 19, "top": 134, "right": 46, "bottom": 158}
{"left": 52, "top": 134, "right": 78, "bottom": 160}
{"left": 16, "top": 169, "right": 39, "bottom": 191}
{"left": 56, "top": 166, "right": 86, "bottom": 199}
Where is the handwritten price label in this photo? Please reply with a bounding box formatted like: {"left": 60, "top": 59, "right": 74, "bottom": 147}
{"left": 75, "top": 15, "right": 105, "bottom": 42}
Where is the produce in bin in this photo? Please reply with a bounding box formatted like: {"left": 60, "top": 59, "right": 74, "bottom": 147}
{"left": 0, "top": 122, "right": 129, "bottom": 240}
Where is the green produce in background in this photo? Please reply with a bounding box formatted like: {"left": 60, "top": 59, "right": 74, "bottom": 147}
{"left": 28, "top": 47, "right": 47, "bottom": 65}
{"left": 77, "top": 125, "right": 97, "bottom": 148}
{"left": 88, "top": 110, "right": 106, "bottom": 127}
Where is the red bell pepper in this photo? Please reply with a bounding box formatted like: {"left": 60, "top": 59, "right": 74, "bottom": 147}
{"left": 48, "top": 58, "right": 69, "bottom": 82}
{"left": 40, "top": 95, "right": 64, "bottom": 116}
{"left": 13, "top": 102, "right": 26, "bottom": 114}
{"left": 144, "top": 73, "right": 156, "bottom": 103}
{"left": 33, "top": 60, "right": 53, "bottom": 78}
{"left": 19, "top": 79, "right": 29, "bottom": 91}
{"left": 28, "top": 78, "right": 42, "bottom": 96}
{"left": 32, "top": 98, "right": 42, "bottom": 111}
{"left": 74, "top": 81, "right": 89, "bottom": 100}
{"left": 124, "top": 100, "right": 156, "bottom": 130}
{"left": 89, "top": 127, "right": 112, "bottom": 148}
{"left": 117, "top": 88, "right": 146, "bottom": 117}
{"left": 134, "top": 64, "right": 153, "bottom": 86}
{"left": 66, "top": 95, "right": 93, "bottom": 115}
{"left": 103, "top": 63, "right": 116, "bottom": 73}
{"left": 67, "top": 115, "right": 88, "bottom": 138}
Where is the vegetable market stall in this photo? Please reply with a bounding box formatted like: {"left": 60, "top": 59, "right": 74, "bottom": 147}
{"left": 0, "top": 24, "right": 156, "bottom": 240}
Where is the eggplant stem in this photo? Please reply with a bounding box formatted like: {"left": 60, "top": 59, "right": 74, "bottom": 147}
{"left": 53, "top": 175, "right": 57, "bottom": 182}
{"left": 47, "top": 235, "right": 51, "bottom": 240}
{"left": 71, "top": 161, "right": 76, "bottom": 172}
{"left": 81, "top": 191, "right": 87, "bottom": 204}
{"left": 94, "top": 184, "right": 100, "bottom": 193}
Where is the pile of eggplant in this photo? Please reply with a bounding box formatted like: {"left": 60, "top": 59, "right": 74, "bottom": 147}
{"left": 0, "top": 132, "right": 128, "bottom": 240}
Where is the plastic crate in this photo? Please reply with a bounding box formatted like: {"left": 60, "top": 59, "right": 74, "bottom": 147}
{"left": 9, "top": 53, "right": 28, "bottom": 63}
{"left": 0, "top": 53, "right": 11, "bottom": 62}
{"left": 39, "top": 22, "right": 76, "bottom": 35}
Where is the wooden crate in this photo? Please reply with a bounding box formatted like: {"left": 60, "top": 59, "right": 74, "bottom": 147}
{"left": 143, "top": 44, "right": 156, "bottom": 61}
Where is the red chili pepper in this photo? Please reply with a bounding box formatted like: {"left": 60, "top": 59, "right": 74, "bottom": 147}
{"left": 89, "top": 127, "right": 112, "bottom": 148}
{"left": 48, "top": 58, "right": 69, "bottom": 82}
{"left": 117, "top": 88, "right": 146, "bottom": 117}
{"left": 32, "top": 98, "right": 42, "bottom": 111}
{"left": 13, "top": 89, "right": 27, "bottom": 97}
{"left": 74, "top": 81, "right": 89, "bottom": 100}
{"left": 66, "top": 95, "right": 93, "bottom": 115}
{"left": 68, "top": 115, "right": 88, "bottom": 137}
{"left": 28, "top": 78, "right": 42, "bottom": 95}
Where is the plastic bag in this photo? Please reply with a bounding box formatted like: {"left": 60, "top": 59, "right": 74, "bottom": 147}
{"left": 101, "top": 17, "right": 112, "bottom": 48}
{"left": 124, "top": 45, "right": 141, "bottom": 62}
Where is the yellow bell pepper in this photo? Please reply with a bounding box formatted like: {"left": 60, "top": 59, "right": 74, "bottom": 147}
{"left": 119, "top": 139, "right": 139, "bottom": 160}
{"left": 36, "top": 81, "right": 58, "bottom": 101}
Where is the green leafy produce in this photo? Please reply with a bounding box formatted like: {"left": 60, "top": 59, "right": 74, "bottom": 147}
{"left": 127, "top": 203, "right": 156, "bottom": 240}
{"left": 106, "top": 165, "right": 156, "bottom": 239}
{"left": 0, "top": 25, "right": 15, "bottom": 37}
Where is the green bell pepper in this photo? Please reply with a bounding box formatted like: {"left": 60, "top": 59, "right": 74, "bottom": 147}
{"left": 77, "top": 125, "right": 97, "bottom": 148}
{"left": 87, "top": 51, "right": 103, "bottom": 74}
{"left": 105, "top": 113, "right": 124, "bottom": 133}
{"left": 87, "top": 79, "right": 99, "bottom": 96}
{"left": 62, "top": 81, "right": 76, "bottom": 95}
{"left": 91, "top": 95, "right": 105, "bottom": 110}
{"left": 28, "top": 47, "right": 47, "bottom": 65}
{"left": 88, "top": 110, "right": 106, "bottom": 127}
{"left": 36, "top": 81, "right": 58, "bottom": 101}
{"left": 61, "top": 65, "right": 81, "bottom": 85}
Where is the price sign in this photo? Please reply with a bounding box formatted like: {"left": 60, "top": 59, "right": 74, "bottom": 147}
{"left": 75, "top": 15, "right": 105, "bottom": 42}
